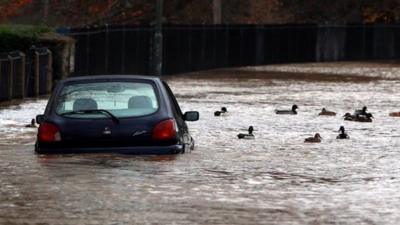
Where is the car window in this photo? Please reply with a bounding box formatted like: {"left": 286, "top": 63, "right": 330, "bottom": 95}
{"left": 56, "top": 81, "right": 159, "bottom": 118}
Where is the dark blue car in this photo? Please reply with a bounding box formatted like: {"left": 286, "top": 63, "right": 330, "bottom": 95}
{"left": 35, "top": 75, "right": 199, "bottom": 154}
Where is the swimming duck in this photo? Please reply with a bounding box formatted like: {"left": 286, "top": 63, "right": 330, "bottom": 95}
{"left": 25, "top": 119, "right": 37, "bottom": 128}
{"left": 275, "top": 105, "right": 298, "bottom": 115}
{"left": 343, "top": 112, "right": 354, "bottom": 121}
{"left": 214, "top": 107, "right": 228, "bottom": 116}
{"left": 343, "top": 112, "right": 372, "bottom": 122}
{"left": 304, "top": 133, "right": 322, "bottom": 143}
{"left": 237, "top": 126, "right": 254, "bottom": 139}
{"left": 389, "top": 112, "right": 400, "bottom": 117}
{"left": 354, "top": 106, "right": 372, "bottom": 117}
{"left": 318, "top": 108, "right": 336, "bottom": 116}
{"left": 336, "top": 126, "right": 349, "bottom": 139}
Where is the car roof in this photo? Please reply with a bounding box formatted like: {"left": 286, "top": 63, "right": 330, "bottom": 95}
{"left": 59, "top": 75, "right": 162, "bottom": 84}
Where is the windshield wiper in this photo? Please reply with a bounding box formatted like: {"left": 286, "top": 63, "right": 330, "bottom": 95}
{"left": 61, "top": 109, "right": 120, "bottom": 124}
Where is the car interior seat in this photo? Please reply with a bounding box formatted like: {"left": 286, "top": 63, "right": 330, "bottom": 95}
{"left": 73, "top": 98, "right": 98, "bottom": 111}
{"left": 128, "top": 96, "right": 153, "bottom": 109}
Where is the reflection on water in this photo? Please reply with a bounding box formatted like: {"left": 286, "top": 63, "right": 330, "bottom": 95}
{"left": 1, "top": 64, "right": 400, "bottom": 224}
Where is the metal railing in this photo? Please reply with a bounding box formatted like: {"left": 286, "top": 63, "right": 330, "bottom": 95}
{"left": 62, "top": 24, "right": 400, "bottom": 76}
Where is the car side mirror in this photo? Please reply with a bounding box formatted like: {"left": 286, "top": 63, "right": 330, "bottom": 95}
{"left": 183, "top": 111, "right": 199, "bottom": 121}
{"left": 36, "top": 114, "right": 45, "bottom": 124}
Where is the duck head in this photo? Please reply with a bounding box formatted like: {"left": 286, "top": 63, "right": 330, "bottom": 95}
{"left": 248, "top": 126, "right": 254, "bottom": 134}
{"left": 292, "top": 105, "right": 298, "bottom": 112}
{"left": 338, "top": 126, "right": 345, "bottom": 133}
{"left": 221, "top": 107, "right": 227, "bottom": 113}
{"left": 343, "top": 113, "right": 352, "bottom": 117}
{"left": 321, "top": 108, "right": 327, "bottom": 112}
{"left": 366, "top": 113, "right": 373, "bottom": 118}
{"left": 315, "top": 133, "right": 322, "bottom": 139}
{"left": 362, "top": 106, "right": 367, "bottom": 113}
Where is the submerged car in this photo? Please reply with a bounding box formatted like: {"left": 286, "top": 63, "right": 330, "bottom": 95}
{"left": 35, "top": 75, "right": 199, "bottom": 154}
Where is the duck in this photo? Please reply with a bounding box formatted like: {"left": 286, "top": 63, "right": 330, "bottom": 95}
{"left": 336, "top": 126, "right": 349, "bottom": 139}
{"left": 389, "top": 112, "right": 400, "bottom": 117}
{"left": 318, "top": 108, "right": 336, "bottom": 116}
{"left": 343, "top": 112, "right": 372, "bottom": 122}
{"left": 25, "top": 119, "right": 37, "bottom": 128}
{"left": 343, "top": 112, "right": 354, "bottom": 121}
{"left": 214, "top": 107, "right": 228, "bottom": 116}
{"left": 304, "top": 133, "right": 322, "bottom": 143}
{"left": 237, "top": 126, "right": 254, "bottom": 139}
{"left": 354, "top": 106, "right": 372, "bottom": 117}
{"left": 275, "top": 105, "right": 298, "bottom": 115}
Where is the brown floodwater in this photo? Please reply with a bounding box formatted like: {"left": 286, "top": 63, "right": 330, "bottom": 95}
{"left": 1, "top": 63, "right": 400, "bottom": 224}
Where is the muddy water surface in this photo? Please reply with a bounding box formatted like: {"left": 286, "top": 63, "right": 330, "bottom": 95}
{"left": 1, "top": 64, "right": 400, "bottom": 224}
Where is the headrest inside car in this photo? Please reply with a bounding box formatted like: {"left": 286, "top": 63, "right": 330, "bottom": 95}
{"left": 73, "top": 98, "right": 98, "bottom": 111}
{"left": 128, "top": 96, "right": 152, "bottom": 109}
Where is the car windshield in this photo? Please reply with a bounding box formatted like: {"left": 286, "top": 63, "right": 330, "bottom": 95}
{"left": 56, "top": 81, "right": 159, "bottom": 118}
